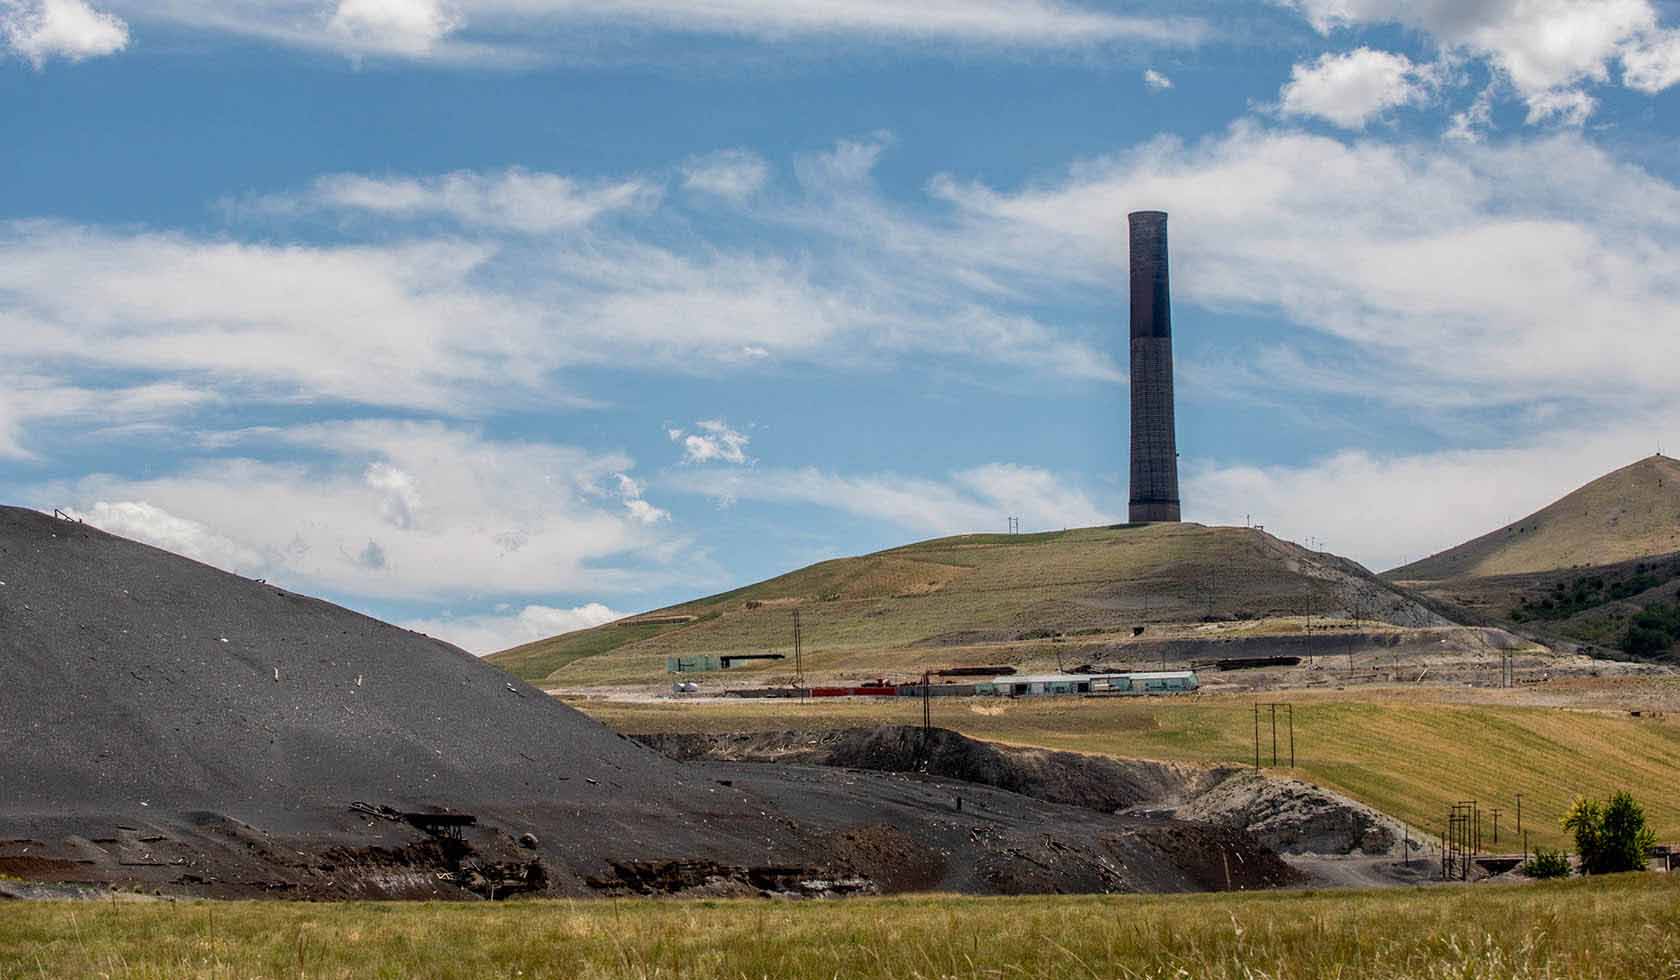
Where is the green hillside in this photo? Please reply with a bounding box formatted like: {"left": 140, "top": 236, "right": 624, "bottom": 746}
{"left": 489, "top": 523, "right": 1447, "bottom": 685}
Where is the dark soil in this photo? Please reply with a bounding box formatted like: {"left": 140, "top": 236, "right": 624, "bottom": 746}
{"left": 0, "top": 506, "right": 1295, "bottom": 900}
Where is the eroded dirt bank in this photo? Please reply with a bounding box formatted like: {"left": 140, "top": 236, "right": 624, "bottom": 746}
{"left": 635, "top": 727, "right": 1412, "bottom": 860}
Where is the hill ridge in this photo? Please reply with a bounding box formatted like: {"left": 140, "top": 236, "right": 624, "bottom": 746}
{"left": 1388, "top": 455, "right": 1680, "bottom": 582}
{"left": 489, "top": 522, "right": 1449, "bottom": 685}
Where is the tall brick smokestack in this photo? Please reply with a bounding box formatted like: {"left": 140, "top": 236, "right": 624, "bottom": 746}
{"left": 1128, "top": 210, "right": 1181, "bottom": 523}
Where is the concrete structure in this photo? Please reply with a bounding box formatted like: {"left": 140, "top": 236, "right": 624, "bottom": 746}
{"left": 1128, "top": 210, "right": 1181, "bottom": 523}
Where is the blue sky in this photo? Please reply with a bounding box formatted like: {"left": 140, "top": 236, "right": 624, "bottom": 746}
{"left": 4, "top": 0, "right": 1680, "bottom": 653}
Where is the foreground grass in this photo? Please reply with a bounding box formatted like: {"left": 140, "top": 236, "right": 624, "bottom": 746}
{"left": 4, "top": 876, "right": 1677, "bottom": 979}
{"left": 582, "top": 692, "right": 1680, "bottom": 850}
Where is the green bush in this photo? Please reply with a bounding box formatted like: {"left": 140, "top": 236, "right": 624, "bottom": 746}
{"left": 1619, "top": 602, "right": 1680, "bottom": 657}
{"left": 1564, "top": 791, "right": 1656, "bottom": 875}
{"left": 1521, "top": 847, "right": 1572, "bottom": 879}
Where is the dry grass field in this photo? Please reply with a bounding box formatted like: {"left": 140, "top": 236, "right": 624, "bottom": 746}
{"left": 492, "top": 523, "right": 1441, "bottom": 685}
{"left": 580, "top": 687, "right": 1680, "bottom": 851}
{"left": 4, "top": 876, "right": 1676, "bottom": 979}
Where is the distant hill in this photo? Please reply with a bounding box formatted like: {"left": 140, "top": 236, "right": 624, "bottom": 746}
{"left": 490, "top": 523, "right": 1451, "bottom": 686}
{"left": 1385, "top": 456, "right": 1680, "bottom": 658}
{"left": 1388, "top": 455, "right": 1680, "bottom": 582}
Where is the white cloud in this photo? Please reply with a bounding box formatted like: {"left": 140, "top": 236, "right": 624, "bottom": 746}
{"left": 615, "top": 473, "right": 669, "bottom": 525}
{"left": 64, "top": 501, "right": 266, "bottom": 572}
{"left": 53, "top": 421, "right": 681, "bottom": 602}
{"left": 1523, "top": 86, "right": 1597, "bottom": 126}
{"left": 1283, "top": 0, "right": 1673, "bottom": 123}
{"left": 93, "top": 0, "right": 1203, "bottom": 63}
{"left": 1278, "top": 48, "right": 1434, "bottom": 128}
{"left": 1, "top": 146, "right": 1122, "bottom": 448}
{"left": 674, "top": 462, "right": 1112, "bottom": 535}
{"left": 256, "top": 168, "right": 658, "bottom": 233}
{"left": 1186, "top": 412, "right": 1680, "bottom": 573}
{"left": 927, "top": 124, "right": 1680, "bottom": 418}
{"left": 403, "top": 601, "right": 623, "bottom": 656}
{"left": 1622, "top": 28, "right": 1680, "bottom": 92}
{"left": 1, "top": 0, "right": 127, "bottom": 66}
{"left": 1444, "top": 84, "right": 1496, "bottom": 142}
{"left": 1143, "top": 68, "right": 1173, "bottom": 91}
{"left": 682, "top": 149, "right": 771, "bottom": 201}
{"left": 328, "top": 0, "right": 460, "bottom": 55}
{"left": 0, "top": 375, "right": 212, "bottom": 460}
{"left": 670, "top": 419, "right": 752, "bottom": 465}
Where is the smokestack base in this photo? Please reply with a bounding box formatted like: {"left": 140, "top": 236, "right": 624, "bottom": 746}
{"left": 1129, "top": 501, "right": 1182, "bottom": 523}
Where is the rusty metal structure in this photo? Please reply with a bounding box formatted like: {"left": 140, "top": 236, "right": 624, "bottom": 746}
{"left": 1128, "top": 210, "right": 1181, "bottom": 523}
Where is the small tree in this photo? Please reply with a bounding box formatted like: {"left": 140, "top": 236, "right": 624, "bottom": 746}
{"left": 1521, "top": 847, "right": 1572, "bottom": 879}
{"left": 1564, "top": 791, "right": 1655, "bottom": 874}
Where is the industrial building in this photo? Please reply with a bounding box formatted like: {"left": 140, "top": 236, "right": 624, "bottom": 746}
{"left": 973, "top": 671, "right": 1199, "bottom": 697}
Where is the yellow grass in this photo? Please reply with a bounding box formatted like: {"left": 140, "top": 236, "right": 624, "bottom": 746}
{"left": 492, "top": 523, "right": 1405, "bottom": 684}
{"left": 4, "top": 876, "right": 1677, "bottom": 979}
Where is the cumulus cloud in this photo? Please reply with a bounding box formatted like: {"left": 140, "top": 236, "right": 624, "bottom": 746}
{"left": 614, "top": 473, "right": 669, "bottom": 525}
{"left": 674, "top": 462, "right": 1112, "bottom": 535}
{"left": 1, "top": 0, "right": 127, "bottom": 66}
{"left": 51, "top": 421, "right": 680, "bottom": 602}
{"left": 682, "top": 149, "right": 771, "bottom": 201}
{"left": 1523, "top": 86, "right": 1597, "bottom": 126}
{"left": 1622, "top": 28, "right": 1680, "bottom": 92}
{"left": 64, "top": 501, "right": 266, "bottom": 572}
{"left": 403, "top": 601, "right": 623, "bottom": 656}
{"left": 1282, "top": 0, "right": 1675, "bottom": 123}
{"left": 1143, "top": 68, "right": 1173, "bottom": 91}
{"left": 670, "top": 420, "right": 752, "bottom": 465}
{"left": 328, "top": 0, "right": 461, "bottom": 55}
{"left": 1278, "top": 48, "right": 1435, "bottom": 128}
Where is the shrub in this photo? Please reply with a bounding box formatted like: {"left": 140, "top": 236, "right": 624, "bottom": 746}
{"left": 1521, "top": 847, "right": 1572, "bottom": 879}
{"left": 1563, "top": 791, "right": 1656, "bottom": 875}
{"left": 1619, "top": 602, "right": 1680, "bottom": 658}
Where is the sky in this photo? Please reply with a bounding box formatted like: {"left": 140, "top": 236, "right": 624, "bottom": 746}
{"left": 4, "top": 0, "right": 1680, "bottom": 654}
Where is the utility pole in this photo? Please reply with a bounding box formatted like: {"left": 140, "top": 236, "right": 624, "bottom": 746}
{"left": 793, "top": 608, "right": 804, "bottom": 701}
{"left": 1253, "top": 704, "right": 1260, "bottom": 770}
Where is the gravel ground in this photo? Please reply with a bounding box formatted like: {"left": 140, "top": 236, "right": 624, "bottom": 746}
{"left": 0, "top": 506, "right": 1291, "bottom": 899}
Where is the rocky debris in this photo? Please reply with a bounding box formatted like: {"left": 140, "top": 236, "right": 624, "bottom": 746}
{"left": 639, "top": 727, "right": 1410, "bottom": 860}
{"left": 586, "top": 860, "right": 875, "bottom": 899}
{"left": 637, "top": 727, "right": 1215, "bottom": 813}
{"left": 1169, "top": 770, "right": 1403, "bottom": 856}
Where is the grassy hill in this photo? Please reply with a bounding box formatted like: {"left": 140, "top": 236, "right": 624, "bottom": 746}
{"left": 489, "top": 523, "right": 1449, "bottom": 685}
{"left": 1387, "top": 456, "right": 1680, "bottom": 656}
{"left": 1390, "top": 455, "right": 1680, "bottom": 581}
